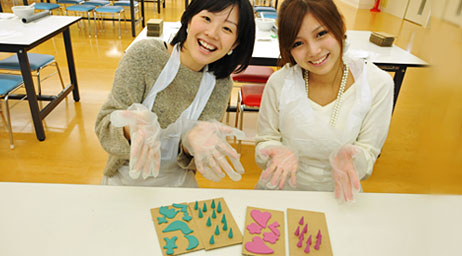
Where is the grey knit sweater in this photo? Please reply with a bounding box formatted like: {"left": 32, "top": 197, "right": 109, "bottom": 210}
{"left": 95, "top": 39, "right": 233, "bottom": 177}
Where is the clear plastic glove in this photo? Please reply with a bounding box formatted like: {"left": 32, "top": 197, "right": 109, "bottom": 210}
{"left": 257, "top": 145, "right": 298, "bottom": 189}
{"left": 329, "top": 144, "right": 361, "bottom": 202}
{"left": 110, "top": 103, "right": 161, "bottom": 179}
{"left": 182, "top": 120, "right": 245, "bottom": 182}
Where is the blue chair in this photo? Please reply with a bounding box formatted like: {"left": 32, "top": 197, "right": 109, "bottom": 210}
{"left": 257, "top": 11, "right": 277, "bottom": 19}
{"left": 84, "top": 0, "right": 110, "bottom": 7}
{"left": 34, "top": 2, "right": 62, "bottom": 15}
{"left": 113, "top": 0, "right": 141, "bottom": 23}
{"left": 94, "top": 5, "right": 125, "bottom": 38}
{"left": 0, "top": 74, "right": 25, "bottom": 149}
{"left": 254, "top": 6, "right": 276, "bottom": 13}
{"left": 0, "top": 53, "right": 65, "bottom": 97}
{"left": 65, "top": 4, "right": 97, "bottom": 37}
{"left": 57, "top": 0, "right": 85, "bottom": 13}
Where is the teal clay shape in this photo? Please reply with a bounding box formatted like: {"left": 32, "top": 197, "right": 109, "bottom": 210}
{"left": 202, "top": 202, "right": 207, "bottom": 212}
{"left": 228, "top": 228, "right": 233, "bottom": 239}
{"left": 157, "top": 216, "right": 168, "bottom": 225}
{"left": 194, "top": 201, "right": 198, "bottom": 210}
{"left": 212, "top": 209, "right": 217, "bottom": 219}
{"left": 172, "top": 203, "right": 188, "bottom": 213}
{"left": 217, "top": 201, "right": 222, "bottom": 213}
{"left": 159, "top": 206, "right": 179, "bottom": 219}
{"left": 162, "top": 220, "right": 193, "bottom": 235}
{"left": 198, "top": 208, "right": 203, "bottom": 218}
{"left": 221, "top": 214, "right": 226, "bottom": 224}
{"left": 185, "top": 235, "right": 199, "bottom": 250}
{"left": 206, "top": 217, "right": 211, "bottom": 227}
{"left": 209, "top": 235, "right": 215, "bottom": 244}
{"left": 211, "top": 200, "right": 216, "bottom": 209}
{"left": 163, "top": 236, "right": 178, "bottom": 255}
{"left": 215, "top": 225, "right": 220, "bottom": 235}
{"left": 223, "top": 221, "right": 228, "bottom": 231}
{"left": 182, "top": 212, "right": 192, "bottom": 222}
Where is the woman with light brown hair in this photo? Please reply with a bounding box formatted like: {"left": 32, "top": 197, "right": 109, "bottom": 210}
{"left": 255, "top": 0, "right": 394, "bottom": 201}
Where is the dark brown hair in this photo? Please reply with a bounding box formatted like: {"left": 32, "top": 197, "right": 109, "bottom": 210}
{"left": 277, "top": 0, "right": 346, "bottom": 66}
{"left": 170, "top": 0, "right": 255, "bottom": 79}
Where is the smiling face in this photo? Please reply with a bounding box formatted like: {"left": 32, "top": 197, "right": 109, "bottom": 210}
{"left": 290, "top": 12, "right": 342, "bottom": 78}
{"left": 181, "top": 5, "right": 239, "bottom": 71}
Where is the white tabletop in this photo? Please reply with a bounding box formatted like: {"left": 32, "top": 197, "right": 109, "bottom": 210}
{"left": 128, "top": 22, "right": 428, "bottom": 67}
{"left": 0, "top": 15, "right": 80, "bottom": 46}
{"left": 0, "top": 182, "right": 460, "bottom": 256}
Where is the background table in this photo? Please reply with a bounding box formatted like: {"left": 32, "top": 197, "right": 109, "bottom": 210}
{"left": 129, "top": 23, "right": 428, "bottom": 107}
{"left": 0, "top": 182, "right": 460, "bottom": 256}
{"left": 0, "top": 15, "right": 81, "bottom": 141}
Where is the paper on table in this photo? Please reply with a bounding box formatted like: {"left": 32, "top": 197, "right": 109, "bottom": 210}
{"left": 21, "top": 11, "right": 49, "bottom": 23}
{"left": 0, "top": 13, "right": 15, "bottom": 20}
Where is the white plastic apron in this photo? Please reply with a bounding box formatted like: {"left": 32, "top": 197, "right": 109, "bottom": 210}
{"left": 257, "top": 56, "right": 372, "bottom": 191}
{"left": 106, "top": 44, "right": 216, "bottom": 187}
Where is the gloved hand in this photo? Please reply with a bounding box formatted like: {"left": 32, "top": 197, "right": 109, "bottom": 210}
{"left": 257, "top": 145, "right": 298, "bottom": 189}
{"left": 110, "top": 103, "right": 161, "bottom": 180}
{"left": 329, "top": 144, "right": 361, "bottom": 202}
{"left": 182, "top": 120, "right": 245, "bottom": 182}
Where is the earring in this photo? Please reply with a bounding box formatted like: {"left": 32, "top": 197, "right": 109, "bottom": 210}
{"left": 186, "top": 27, "right": 189, "bottom": 34}
{"left": 227, "top": 49, "right": 233, "bottom": 55}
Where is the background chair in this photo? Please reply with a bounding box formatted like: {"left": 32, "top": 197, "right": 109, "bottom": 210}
{"left": 94, "top": 5, "right": 125, "bottom": 38}
{"left": 34, "top": 2, "right": 62, "bottom": 15}
{"left": 65, "top": 4, "right": 96, "bottom": 37}
{"left": 0, "top": 74, "right": 26, "bottom": 149}
{"left": 153, "top": 0, "right": 165, "bottom": 14}
{"left": 231, "top": 65, "right": 274, "bottom": 151}
{"left": 0, "top": 53, "right": 65, "bottom": 97}
{"left": 113, "top": 0, "right": 141, "bottom": 25}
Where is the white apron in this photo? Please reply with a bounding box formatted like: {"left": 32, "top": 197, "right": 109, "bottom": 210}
{"left": 104, "top": 44, "right": 216, "bottom": 187}
{"left": 257, "top": 56, "right": 372, "bottom": 191}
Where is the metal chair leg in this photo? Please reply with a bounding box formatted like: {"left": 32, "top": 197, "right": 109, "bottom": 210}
{"left": 53, "top": 61, "right": 66, "bottom": 90}
{"left": 3, "top": 97, "right": 15, "bottom": 149}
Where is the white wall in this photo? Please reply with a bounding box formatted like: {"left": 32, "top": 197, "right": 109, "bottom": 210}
{"left": 432, "top": 0, "right": 448, "bottom": 19}
{"left": 341, "top": 0, "right": 375, "bottom": 9}
{"left": 380, "top": 0, "right": 410, "bottom": 19}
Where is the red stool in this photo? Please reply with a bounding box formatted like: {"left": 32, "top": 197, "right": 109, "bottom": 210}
{"left": 230, "top": 66, "right": 274, "bottom": 151}
{"left": 231, "top": 65, "right": 274, "bottom": 83}
{"left": 225, "top": 65, "right": 274, "bottom": 125}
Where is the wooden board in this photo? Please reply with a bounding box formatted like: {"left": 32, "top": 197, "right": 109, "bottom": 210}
{"left": 151, "top": 203, "right": 204, "bottom": 256}
{"left": 287, "top": 208, "right": 333, "bottom": 256}
{"left": 242, "top": 206, "right": 285, "bottom": 256}
{"left": 187, "top": 197, "right": 242, "bottom": 250}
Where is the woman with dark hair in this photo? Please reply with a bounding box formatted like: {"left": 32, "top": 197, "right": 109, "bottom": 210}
{"left": 95, "top": 0, "right": 255, "bottom": 187}
{"left": 255, "top": 0, "right": 393, "bottom": 201}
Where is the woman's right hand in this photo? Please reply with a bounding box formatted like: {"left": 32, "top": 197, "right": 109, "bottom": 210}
{"left": 257, "top": 145, "right": 298, "bottom": 189}
{"left": 110, "top": 103, "right": 161, "bottom": 179}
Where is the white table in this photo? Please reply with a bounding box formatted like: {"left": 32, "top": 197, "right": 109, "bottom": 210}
{"left": 129, "top": 23, "right": 429, "bottom": 107}
{"left": 0, "top": 182, "right": 460, "bottom": 256}
{"left": 0, "top": 15, "right": 80, "bottom": 141}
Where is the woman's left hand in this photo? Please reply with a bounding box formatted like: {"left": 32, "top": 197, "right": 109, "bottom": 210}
{"left": 329, "top": 145, "right": 361, "bottom": 202}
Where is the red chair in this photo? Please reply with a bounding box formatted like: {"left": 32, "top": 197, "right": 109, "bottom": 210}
{"left": 230, "top": 65, "right": 274, "bottom": 151}
{"left": 230, "top": 66, "right": 274, "bottom": 129}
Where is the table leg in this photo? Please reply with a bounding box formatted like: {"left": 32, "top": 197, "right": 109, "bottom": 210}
{"left": 185, "top": 0, "right": 188, "bottom": 9}
{"left": 141, "top": 0, "right": 145, "bottom": 27}
{"left": 130, "top": 0, "right": 136, "bottom": 37}
{"left": 23, "top": 0, "right": 28, "bottom": 5}
{"left": 157, "top": 0, "right": 160, "bottom": 14}
{"left": 63, "top": 28, "right": 80, "bottom": 102}
{"left": 393, "top": 66, "right": 407, "bottom": 110}
{"left": 17, "top": 50, "right": 46, "bottom": 141}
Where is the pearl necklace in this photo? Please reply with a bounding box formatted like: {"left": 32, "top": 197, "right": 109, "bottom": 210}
{"left": 303, "top": 63, "right": 349, "bottom": 127}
